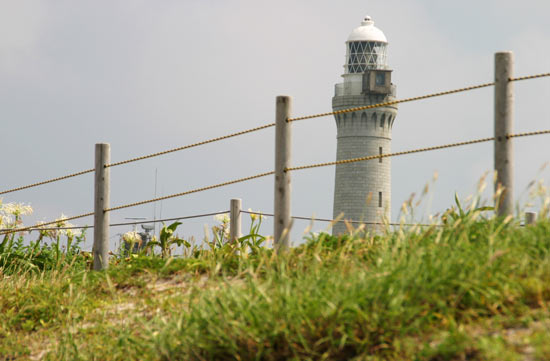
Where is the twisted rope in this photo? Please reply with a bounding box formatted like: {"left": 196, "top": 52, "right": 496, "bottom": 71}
{"left": 287, "top": 137, "right": 495, "bottom": 172}
{"left": 0, "top": 124, "right": 274, "bottom": 196}
{"left": 0, "top": 169, "right": 94, "bottom": 196}
{"left": 105, "top": 171, "right": 274, "bottom": 212}
{"left": 240, "top": 210, "right": 436, "bottom": 227}
{"left": 507, "top": 129, "right": 550, "bottom": 139}
{"left": 287, "top": 82, "right": 495, "bottom": 122}
{"left": 1, "top": 72, "right": 547, "bottom": 196}
{"left": 106, "top": 123, "right": 275, "bottom": 168}
{"left": 287, "top": 71, "right": 550, "bottom": 122}
{"left": 0, "top": 212, "right": 94, "bottom": 236}
{"left": 509, "top": 73, "right": 550, "bottom": 82}
{"left": 3, "top": 128, "right": 548, "bottom": 236}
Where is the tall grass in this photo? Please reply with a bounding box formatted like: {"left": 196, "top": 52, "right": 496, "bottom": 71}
{"left": 1, "top": 195, "right": 550, "bottom": 360}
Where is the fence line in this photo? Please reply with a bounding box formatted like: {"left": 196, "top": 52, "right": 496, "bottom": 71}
{"left": 240, "top": 209, "right": 435, "bottom": 227}
{"left": 287, "top": 82, "right": 495, "bottom": 122}
{"left": 510, "top": 73, "right": 550, "bottom": 82}
{"left": 287, "top": 129, "right": 549, "bottom": 173}
{"left": 1, "top": 72, "right": 547, "bottom": 198}
{"left": 105, "top": 171, "right": 274, "bottom": 213}
{"left": 0, "top": 168, "right": 94, "bottom": 196}
{"left": 288, "top": 136, "right": 494, "bottom": 172}
{"left": 1, "top": 60, "right": 549, "bottom": 266}
{"left": 287, "top": 72, "right": 550, "bottom": 122}
{"left": 507, "top": 129, "right": 550, "bottom": 139}
{"left": 2, "top": 128, "right": 548, "bottom": 237}
{"left": 0, "top": 212, "right": 94, "bottom": 236}
{"left": 105, "top": 123, "right": 275, "bottom": 168}
{"left": 0, "top": 210, "right": 230, "bottom": 232}
{"left": 0, "top": 124, "right": 275, "bottom": 197}
{"left": 2, "top": 129, "right": 548, "bottom": 237}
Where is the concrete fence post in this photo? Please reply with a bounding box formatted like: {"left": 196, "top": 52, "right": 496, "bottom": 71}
{"left": 494, "top": 51, "right": 514, "bottom": 217}
{"left": 93, "top": 143, "right": 110, "bottom": 270}
{"left": 230, "top": 198, "right": 242, "bottom": 243}
{"left": 525, "top": 211, "right": 536, "bottom": 226}
{"left": 274, "top": 96, "right": 292, "bottom": 250}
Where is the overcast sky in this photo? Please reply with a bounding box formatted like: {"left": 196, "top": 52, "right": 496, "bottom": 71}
{"left": 1, "top": 0, "right": 549, "bottom": 248}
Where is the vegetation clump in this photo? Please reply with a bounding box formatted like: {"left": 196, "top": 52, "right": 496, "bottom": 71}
{"left": 1, "top": 201, "right": 550, "bottom": 360}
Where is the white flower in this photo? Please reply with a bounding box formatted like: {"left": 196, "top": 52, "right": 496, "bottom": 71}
{"left": 247, "top": 208, "right": 265, "bottom": 221}
{"left": 0, "top": 214, "right": 15, "bottom": 228}
{"left": 54, "top": 214, "right": 73, "bottom": 228}
{"left": 213, "top": 213, "right": 230, "bottom": 225}
{"left": 122, "top": 231, "right": 142, "bottom": 244}
{"left": 1, "top": 202, "right": 33, "bottom": 217}
{"left": 65, "top": 228, "right": 82, "bottom": 239}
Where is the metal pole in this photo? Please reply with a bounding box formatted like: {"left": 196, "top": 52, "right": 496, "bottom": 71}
{"left": 230, "top": 198, "right": 242, "bottom": 243}
{"left": 93, "top": 143, "right": 110, "bottom": 270}
{"left": 274, "top": 96, "right": 292, "bottom": 250}
{"left": 494, "top": 51, "right": 514, "bottom": 216}
{"left": 525, "top": 211, "right": 536, "bottom": 226}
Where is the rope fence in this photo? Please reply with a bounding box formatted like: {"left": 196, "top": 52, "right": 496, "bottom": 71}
{"left": 0, "top": 169, "right": 94, "bottom": 196}
{"left": 0, "top": 62, "right": 548, "bottom": 266}
{"left": 287, "top": 71, "right": 550, "bottom": 122}
{"left": 240, "top": 209, "right": 435, "bottom": 227}
{"left": 2, "top": 128, "right": 548, "bottom": 237}
{"left": 1, "top": 72, "right": 547, "bottom": 198}
{"left": 105, "top": 171, "right": 274, "bottom": 213}
{"left": 0, "top": 210, "right": 231, "bottom": 232}
{"left": 510, "top": 73, "right": 550, "bottom": 82}
{"left": 105, "top": 123, "right": 275, "bottom": 168}
{"left": 0, "top": 124, "right": 275, "bottom": 197}
{"left": 288, "top": 82, "right": 495, "bottom": 122}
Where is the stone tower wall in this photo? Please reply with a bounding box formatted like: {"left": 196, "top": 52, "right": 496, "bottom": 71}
{"left": 332, "top": 93, "right": 397, "bottom": 235}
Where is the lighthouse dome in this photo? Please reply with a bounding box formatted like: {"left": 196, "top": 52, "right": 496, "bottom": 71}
{"left": 347, "top": 16, "right": 387, "bottom": 43}
{"left": 344, "top": 15, "right": 389, "bottom": 73}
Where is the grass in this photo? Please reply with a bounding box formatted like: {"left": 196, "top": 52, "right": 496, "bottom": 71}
{"left": 1, "top": 207, "right": 550, "bottom": 360}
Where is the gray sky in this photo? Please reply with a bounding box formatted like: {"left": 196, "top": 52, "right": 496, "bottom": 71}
{"left": 1, "top": 0, "right": 549, "bottom": 247}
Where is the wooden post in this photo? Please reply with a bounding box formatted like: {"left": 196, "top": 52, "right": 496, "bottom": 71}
{"left": 229, "top": 198, "right": 242, "bottom": 243}
{"left": 525, "top": 211, "right": 536, "bottom": 226}
{"left": 274, "top": 96, "right": 292, "bottom": 250}
{"left": 494, "top": 51, "right": 514, "bottom": 216}
{"left": 93, "top": 143, "right": 110, "bottom": 270}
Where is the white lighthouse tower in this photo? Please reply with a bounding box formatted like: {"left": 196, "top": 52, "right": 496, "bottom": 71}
{"left": 332, "top": 16, "right": 397, "bottom": 234}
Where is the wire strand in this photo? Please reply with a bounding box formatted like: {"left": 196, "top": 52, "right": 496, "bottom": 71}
{"left": 507, "top": 129, "right": 550, "bottom": 139}
{"left": 287, "top": 72, "right": 550, "bottom": 122}
{"left": 0, "top": 124, "right": 274, "bottom": 196}
{"left": 11, "top": 210, "right": 231, "bottom": 232}
{"left": 509, "top": 73, "right": 550, "bottom": 82}
{"left": 106, "top": 123, "right": 275, "bottom": 168}
{"left": 287, "top": 82, "right": 495, "bottom": 122}
{"left": 4, "top": 129, "right": 548, "bottom": 236}
{"left": 1, "top": 72, "right": 547, "bottom": 196}
{"left": 105, "top": 171, "right": 274, "bottom": 212}
{"left": 0, "top": 169, "right": 94, "bottom": 196}
{"left": 240, "top": 210, "right": 436, "bottom": 227}
{"left": 0, "top": 212, "right": 94, "bottom": 236}
{"left": 287, "top": 137, "right": 495, "bottom": 172}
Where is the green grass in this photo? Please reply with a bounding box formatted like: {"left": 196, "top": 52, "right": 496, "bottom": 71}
{"left": 1, "top": 211, "right": 550, "bottom": 360}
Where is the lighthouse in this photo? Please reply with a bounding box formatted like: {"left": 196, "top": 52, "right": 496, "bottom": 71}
{"left": 332, "top": 16, "right": 397, "bottom": 234}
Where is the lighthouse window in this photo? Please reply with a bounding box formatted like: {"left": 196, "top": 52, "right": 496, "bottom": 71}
{"left": 379, "top": 147, "right": 383, "bottom": 163}
{"left": 379, "top": 192, "right": 383, "bottom": 207}
{"left": 371, "top": 113, "right": 377, "bottom": 129}
{"left": 380, "top": 114, "right": 385, "bottom": 128}
{"left": 375, "top": 72, "right": 385, "bottom": 86}
{"left": 347, "top": 41, "right": 388, "bottom": 73}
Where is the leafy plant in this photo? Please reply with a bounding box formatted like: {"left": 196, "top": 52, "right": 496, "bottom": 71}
{"left": 237, "top": 210, "right": 266, "bottom": 253}
{"left": 147, "top": 221, "right": 188, "bottom": 258}
{"left": 441, "top": 192, "right": 494, "bottom": 224}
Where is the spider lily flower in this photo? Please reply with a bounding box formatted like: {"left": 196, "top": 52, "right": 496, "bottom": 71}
{"left": 247, "top": 208, "right": 265, "bottom": 221}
